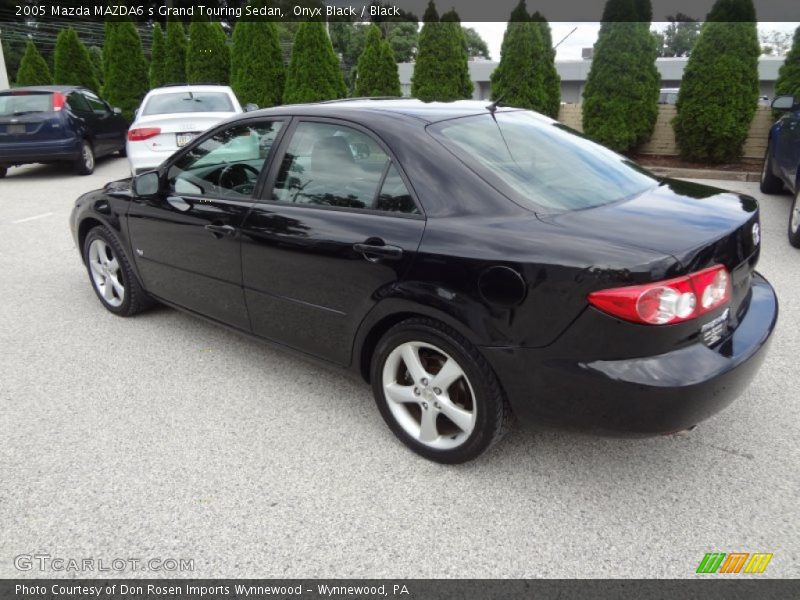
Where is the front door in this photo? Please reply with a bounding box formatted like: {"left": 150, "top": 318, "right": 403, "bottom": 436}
{"left": 128, "top": 119, "right": 285, "bottom": 330}
{"left": 240, "top": 119, "right": 425, "bottom": 365}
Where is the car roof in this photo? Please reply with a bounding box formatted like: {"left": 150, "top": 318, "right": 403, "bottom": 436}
{"left": 1, "top": 85, "right": 82, "bottom": 94}
{"left": 248, "top": 98, "right": 524, "bottom": 125}
{"left": 146, "top": 84, "right": 235, "bottom": 95}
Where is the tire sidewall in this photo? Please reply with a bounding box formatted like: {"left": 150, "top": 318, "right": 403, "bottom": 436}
{"left": 371, "top": 321, "right": 502, "bottom": 463}
{"left": 790, "top": 190, "right": 800, "bottom": 248}
{"left": 77, "top": 140, "right": 95, "bottom": 175}
{"left": 83, "top": 227, "right": 133, "bottom": 315}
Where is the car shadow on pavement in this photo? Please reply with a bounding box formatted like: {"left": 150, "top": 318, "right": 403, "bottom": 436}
{"left": 3, "top": 156, "right": 128, "bottom": 181}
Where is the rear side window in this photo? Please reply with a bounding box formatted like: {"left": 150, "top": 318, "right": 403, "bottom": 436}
{"left": 67, "top": 92, "right": 91, "bottom": 113}
{"left": 270, "top": 121, "right": 418, "bottom": 215}
{"left": 0, "top": 93, "right": 53, "bottom": 117}
{"left": 142, "top": 92, "right": 234, "bottom": 116}
{"left": 431, "top": 111, "right": 658, "bottom": 212}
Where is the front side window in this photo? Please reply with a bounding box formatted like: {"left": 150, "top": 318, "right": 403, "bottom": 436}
{"left": 168, "top": 121, "right": 283, "bottom": 199}
{"left": 83, "top": 92, "right": 109, "bottom": 115}
{"left": 270, "top": 121, "right": 417, "bottom": 214}
{"left": 143, "top": 92, "right": 234, "bottom": 116}
{"left": 431, "top": 111, "right": 658, "bottom": 212}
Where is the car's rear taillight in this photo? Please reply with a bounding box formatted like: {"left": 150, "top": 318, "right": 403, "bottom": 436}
{"left": 52, "top": 92, "right": 66, "bottom": 111}
{"left": 588, "top": 265, "right": 731, "bottom": 325}
{"left": 127, "top": 127, "right": 161, "bottom": 141}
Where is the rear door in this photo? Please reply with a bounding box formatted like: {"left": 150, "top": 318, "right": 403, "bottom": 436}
{"left": 127, "top": 119, "right": 286, "bottom": 329}
{"left": 240, "top": 118, "right": 425, "bottom": 365}
{"left": 776, "top": 109, "right": 800, "bottom": 190}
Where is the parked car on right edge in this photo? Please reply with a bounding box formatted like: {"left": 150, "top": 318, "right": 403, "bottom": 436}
{"left": 760, "top": 94, "right": 800, "bottom": 247}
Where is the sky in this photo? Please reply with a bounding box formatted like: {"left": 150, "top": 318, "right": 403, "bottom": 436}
{"left": 465, "top": 22, "right": 800, "bottom": 61}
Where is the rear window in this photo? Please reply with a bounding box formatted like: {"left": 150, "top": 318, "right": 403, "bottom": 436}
{"left": 142, "top": 92, "right": 234, "bottom": 116}
{"left": 0, "top": 92, "right": 54, "bottom": 117}
{"left": 430, "top": 111, "right": 658, "bottom": 212}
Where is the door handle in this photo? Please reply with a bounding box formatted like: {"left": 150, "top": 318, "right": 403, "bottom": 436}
{"left": 353, "top": 242, "right": 403, "bottom": 262}
{"left": 205, "top": 223, "right": 237, "bottom": 238}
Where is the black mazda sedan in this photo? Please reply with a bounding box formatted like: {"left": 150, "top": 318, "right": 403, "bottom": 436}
{"left": 70, "top": 100, "right": 778, "bottom": 463}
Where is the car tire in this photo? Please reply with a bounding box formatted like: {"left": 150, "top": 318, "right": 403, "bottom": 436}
{"left": 83, "top": 226, "right": 154, "bottom": 316}
{"left": 75, "top": 139, "right": 95, "bottom": 175}
{"left": 760, "top": 146, "right": 783, "bottom": 194}
{"left": 117, "top": 145, "right": 127, "bottom": 158}
{"left": 0, "top": 165, "right": 7, "bottom": 178}
{"left": 370, "top": 317, "right": 510, "bottom": 463}
{"left": 789, "top": 189, "right": 800, "bottom": 248}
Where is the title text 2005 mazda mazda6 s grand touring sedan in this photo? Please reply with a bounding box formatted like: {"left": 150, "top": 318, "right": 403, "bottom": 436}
{"left": 70, "top": 100, "right": 778, "bottom": 463}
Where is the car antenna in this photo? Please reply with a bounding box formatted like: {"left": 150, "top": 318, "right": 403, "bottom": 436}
{"left": 486, "top": 94, "right": 505, "bottom": 114}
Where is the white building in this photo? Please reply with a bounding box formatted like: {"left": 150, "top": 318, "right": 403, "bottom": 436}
{"left": 397, "top": 57, "right": 784, "bottom": 103}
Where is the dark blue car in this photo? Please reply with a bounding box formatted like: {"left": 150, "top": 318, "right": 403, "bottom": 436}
{"left": 761, "top": 94, "right": 800, "bottom": 247}
{"left": 0, "top": 85, "right": 128, "bottom": 178}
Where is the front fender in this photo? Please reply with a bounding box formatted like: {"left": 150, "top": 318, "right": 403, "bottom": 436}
{"left": 71, "top": 185, "right": 142, "bottom": 286}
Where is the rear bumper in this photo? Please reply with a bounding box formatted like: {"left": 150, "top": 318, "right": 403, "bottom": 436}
{"left": 0, "top": 137, "right": 81, "bottom": 164}
{"left": 481, "top": 272, "right": 778, "bottom": 435}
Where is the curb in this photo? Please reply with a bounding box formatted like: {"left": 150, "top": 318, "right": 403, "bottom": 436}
{"left": 643, "top": 166, "right": 761, "bottom": 182}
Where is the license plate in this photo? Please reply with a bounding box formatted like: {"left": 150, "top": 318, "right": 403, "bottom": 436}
{"left": 176, "top": 132, "right": 196, "bottom": 147}
{"left": 7, "top": 124, "right": 25, "bottom": 134}
{"left": 701, "top": 308, "right": 730, "bottom": 347}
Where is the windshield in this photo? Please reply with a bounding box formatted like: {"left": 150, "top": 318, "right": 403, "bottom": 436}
{"left": 142, "top": 92, "right": 234, "bottom": 116}
{"left": 0, "top": 92, "right": 53, "bottom": 117}
{"left": 431, "top": 111, "right": 658, "bottom": 212}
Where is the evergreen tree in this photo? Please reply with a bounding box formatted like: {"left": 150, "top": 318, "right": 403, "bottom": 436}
{"left": 411, "top": 2, "right": 471, "bottom": 101}
{"left": 231, "top": 5, "right": 285, "bottom": 107}
{"left": 355, "top": 24, "right": 401, "bottom": 97}
{"left": 673, "top": 0, "right": 760, "bottom": 162}
{"left": 531, "top": 12, "right": 561, "bottom": 118}
{"left": 88, "top": 46, "right": 103, "bottom": 88}
{"left": 441, "top": 10, "right": 473, "bottom": 98}
{"left": 53, "top": 27, "right": 99, "bottom": 92}
{"left": 187, "top": 16, "right": 230, "bottom": 84}
{"left": 582, "top": 0, "right": 660, "bottom": 152}
{"left": 283, "top": 21, "right": 347, "bottom": 103}
{"left": 15, "top": 40, "right": 52, "bottom": 86}
{"left": 163, "top": 18, "right": 187, "bottom": 84}
{"left": 103, "top": 21, "right": 149, "bottom": 120}
{"left": 149, "top": 22, "right": 166, "bottom": 89}
{"left": 490, "top": 1, "right": 546, "bottom": 111}
{"left": 775, "top": 26, "right": 800, "bottom": 98}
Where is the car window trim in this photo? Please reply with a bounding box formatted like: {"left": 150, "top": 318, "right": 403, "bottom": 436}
{"left": 255, "top": 115, "right": 425, "bottom": 220}
{"left": 160, "top": 116, "right": 290, "bottom": 204}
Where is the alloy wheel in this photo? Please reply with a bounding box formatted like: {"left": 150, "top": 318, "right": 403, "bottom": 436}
{"left": 382, "top": 341, "right": 476, "bottom": 450}
{"left": 88, "top": 239, "right": 124, "bottom": 307}
{"left": 82, "top": 141, "right": 94, "bottom": 171}
{"left": 792, "top": 192, "right": 800, "bottom": 235}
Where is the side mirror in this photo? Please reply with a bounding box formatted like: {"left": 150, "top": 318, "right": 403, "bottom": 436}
{"left": 133, "top": 171, "right": 160, "bottom": 197}
{"left": 244, "top": 103, "right": 259, "bottom": 112}
{"left": 771, "top": 95, "right": 796, "bottom": 111}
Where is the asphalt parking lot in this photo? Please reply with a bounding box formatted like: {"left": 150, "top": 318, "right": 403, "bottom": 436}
{"left": 1, "top": 157, "right": 798, "bottom": 579}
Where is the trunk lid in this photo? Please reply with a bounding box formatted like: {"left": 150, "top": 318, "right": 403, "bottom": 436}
{"left": 130, "top": 113, "right": 235, "bottom": 152}
{"left": 547, "top": 178, "right": 761, "bottom": 330}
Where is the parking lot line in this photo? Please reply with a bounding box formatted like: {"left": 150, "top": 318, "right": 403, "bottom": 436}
{"left": 11, "top": 212, "right": 54, "bottom": 224}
